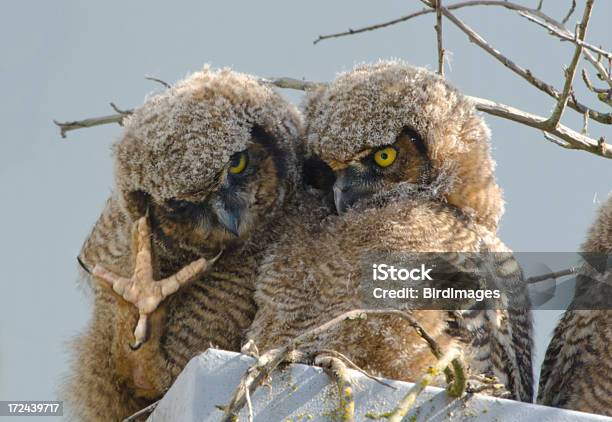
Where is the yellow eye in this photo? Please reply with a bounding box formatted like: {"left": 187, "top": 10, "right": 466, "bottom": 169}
{"left": 374, "top": 147, "right": 397, "bottom": 168}
{"left": 228, "top": 152, "right": 248, "bottom": 174}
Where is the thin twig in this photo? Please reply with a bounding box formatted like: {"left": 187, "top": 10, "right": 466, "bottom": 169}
{"left": 314, "top": 0, "right": 611, "bottom": 124}
{"left": 314, "top": 1, "right": 564, "bottom": 45}
{"left": 582, "top": 111, "right": 590, "bottom": 135}
{"left": 584, "top": 50, "right": 612, "bottom": 88}
{"left": 544, "top": 0, "right": 594, "bottom": 130}
{"left": 367, "top": 348, "right": 463, "bottom": 422}
{"left": 313, "top": 7, "right": 433, "bottom": 45}
{"left": 53, "top": 113, "right": 129, "bottom": 138}
{"left": 526, "top": 267, "right": 576, "bottom": 284}
{"left": 109, "top": 102, "right": 132, "bottom": 115}
{"left": 315, "top": 2, "right": 569, "bottom": 44}
{"left": 262, "top": 76, "right": 324, "bottom": 91}
{"left": 144, "top": 75, "right": 171, "bottom": 89}
{"left": 543, "top": 131, "right": 569, "bottom": 148}
{"left": 562, "top": 0, "right": 577, "bottom": 24}
{"left": 435, "top": 0, "right": 445, "bottom": 76}
{"left": 516, "top": 11, "right": 610, "bottom": 60}
{"left": 436, "top": 4, "right": 611, "bottom": 125}
{"left": 245, "top": 385, "right": 253, "bottom": 422}
{"left": 387, "top": 349, "right": 462, "bottom": 422}
{"left": 318, "top": 349, "right": 397, "bottom": 390}
{"left": 582, "top": 69, "right": 599, "bottom": 93}
{"left": 122, "top": 400, "right": 160, "bottom": 422}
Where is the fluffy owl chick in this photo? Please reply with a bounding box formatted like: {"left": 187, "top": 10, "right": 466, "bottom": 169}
{"left": 247, "top": 61, "right": 533, "bottom": 403}
{"left": 538, "top": 197, "right": 612, "bottom": 415}
{"left": 64, "top": 67, "right": 303, "bottom": 421}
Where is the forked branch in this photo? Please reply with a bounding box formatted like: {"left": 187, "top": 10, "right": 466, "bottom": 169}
{"left": 314, "top": 0, "right": 611, "bottom": 126}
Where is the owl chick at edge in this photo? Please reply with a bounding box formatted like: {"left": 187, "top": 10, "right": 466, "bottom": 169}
{"left": 247, "top": 61, "right": 534, "bottom": 403}
{"left": 63, "top": 67, "right": 324, "bottom": 421}
{"left": 538, "top": 196, "right": 612, "bottom": 415}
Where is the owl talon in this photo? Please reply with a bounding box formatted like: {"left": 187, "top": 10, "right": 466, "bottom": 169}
{"left": 466, "top": 373, "right": 510, "bottom": 397}
{"left": 129, "top": 342, "right": 142, "bottom": 351}
{"left": 92, "top": 217, "right": 216, "bottom": 347}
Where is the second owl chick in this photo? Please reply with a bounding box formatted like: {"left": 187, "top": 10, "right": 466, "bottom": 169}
{"left": 247, "top": 61, "right": 534, "bottom": 404}
{"left": 538, "top": 197, "right": 612, "bottom": 416}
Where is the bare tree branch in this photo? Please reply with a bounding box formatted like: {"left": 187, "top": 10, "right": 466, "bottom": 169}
{"left": 261, "top": 76, "right": 324, "bottom": 91}
{"left": 317, "top": 348, "right": 397, "bottom": 389}
{"left": 313, "top": 7, "right": 433, "bottom": 45}
{"left": 562, "top": 0, "right": 577, "bottom": 24}
{"left": 435, "top": 0, "right": 445, "bottom": 76}
{"left": 109, "top": 102, "right": 132, "bottom": 115}
{"left": 53, "top": 77, "right": 322, "bottom": 138}
{"left": 582, "top": 61, "right": 612, "bottom": 108}
{"left": 470, "top": 96, "right": 611, "bottom": 158}
{"left": 583, "top": 110, "right": 590, "bottom": 135}
{"left": 144, "top": 75, "right": 171, "bottom": 89}
{"left": 516, "top": 10, "right": 611, "bottom": 60}
{"left": 583, "top": 50, "right": 612, "bottom": 88}
{"left": 526, "top": 267, "right": 576, "bottom": 284}
{"left": 435, "top": 4, "right": 611, "bottom": 125}
{"left": 123, "top": 400, "right": 159, "bottom": 422}
{"left": 314, "top": 0, "right": 611, "bottom": 125}
{"left": 53, "top": 113, "right": 129, "bottom": 138}
{"left": 544, "top": 0, "right": 594, "bottom": 130}
{"left": 387, "top": 348, "right": 462, "bottom": 422}
{"left": 54, "top": 75, "right": 611, "bottom": 159}
{"left": 314, "top": 1, "right": 567, "bottom": 47}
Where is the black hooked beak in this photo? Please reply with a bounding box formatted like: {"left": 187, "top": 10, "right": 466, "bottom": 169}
{"left": 333, "top": 184, "right": 356, "bottom": 215}
{"left": 213, "top": 196, "right": 245, "bottom": 237}
{"left": 333, "top": 168, "right": 372, "bottom": 215}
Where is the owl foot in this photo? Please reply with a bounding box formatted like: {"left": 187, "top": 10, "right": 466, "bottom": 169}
{"left": 466, "top": 373, "right": 510, "bottom": 398}
{"left": 92, "top": 217, "right": 218, "bottom": 349}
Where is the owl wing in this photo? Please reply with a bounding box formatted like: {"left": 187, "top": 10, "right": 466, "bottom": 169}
{"left": 469, "top": 237, "right": 534, "bottom": 402}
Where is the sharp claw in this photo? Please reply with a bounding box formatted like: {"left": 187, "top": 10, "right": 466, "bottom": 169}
{"left": 211, "top": 249, "right": 223, "bottom": 265}
{"left": 130, "top": 340, "right": 143, "bottom": 351}
{"left": 77, "top": 256, "right": 92, "bottom": 274}
{"left": 132, "top": 314, "right": 149, "bottom": 348}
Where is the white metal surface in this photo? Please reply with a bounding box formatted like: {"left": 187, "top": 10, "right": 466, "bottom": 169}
{"left": 149, "top": 349, "right": 611, "bottom": 422}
